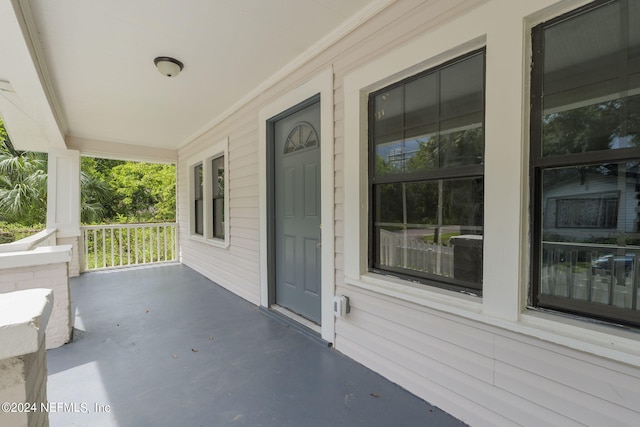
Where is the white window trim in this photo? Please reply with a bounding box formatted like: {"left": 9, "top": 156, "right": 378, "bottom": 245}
{"left": 344, "top": 33, "right": 487, "bottom": 314}
{"left": 186, "top": 137, "right": 230, "bottom": 249}
{"left": 343, "top": 0, "right": 640, "bottom": 366}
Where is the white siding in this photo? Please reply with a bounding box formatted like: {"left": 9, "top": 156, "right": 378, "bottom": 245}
{"left": 177, "top": 0, "right": 640, "bottom": 425}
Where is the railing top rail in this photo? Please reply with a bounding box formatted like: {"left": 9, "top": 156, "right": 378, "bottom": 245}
{"left": 0, "top": 228, "right": 57, "bottom": 253}
{"left": 81, "top": 222, "right": 177, "bottom": 230}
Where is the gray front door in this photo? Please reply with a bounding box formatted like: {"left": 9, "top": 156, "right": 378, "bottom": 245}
{"left": 273, "top": 100, "right": 321, "bottom": 324}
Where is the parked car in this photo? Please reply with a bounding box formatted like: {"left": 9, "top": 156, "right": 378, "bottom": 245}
{"left": 591, "top": 255, "right": 634, "bottom": 276}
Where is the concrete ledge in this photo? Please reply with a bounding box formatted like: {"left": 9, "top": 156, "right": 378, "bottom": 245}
{"left": 0, "top": 289, "right": 53, "bottom": 360}
{"left": 0, "top": 245, "right": 72, "bottom": 269}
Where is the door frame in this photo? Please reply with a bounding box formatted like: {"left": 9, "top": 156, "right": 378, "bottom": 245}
{"left": 258, "top": 68, "right": 335, "bottom": 343}
{"left": 267, "top": 94, "right": 321, "bottom": 320}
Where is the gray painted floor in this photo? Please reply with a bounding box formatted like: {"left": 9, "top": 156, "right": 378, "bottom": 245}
{"left": 46, "top": 264, "right": 466, "bottom": 427}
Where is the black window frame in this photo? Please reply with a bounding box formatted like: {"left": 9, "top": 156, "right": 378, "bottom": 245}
{"left": 367, "top": 48, "right": 486, "bottom": 294}
{"left": 530, "top": 0, "right": 640, "bottom": 328}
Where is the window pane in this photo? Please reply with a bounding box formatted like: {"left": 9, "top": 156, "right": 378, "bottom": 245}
{"left": 543, "top": 2, "right": 620, "bottom": 98}
{"left": 542, "top": 163, "right": 637, "bottom": 241}
{"left": 405, "top": 182, "right": 439, "bottom": 224}
{"left": 629, "top": 0, "right": 640, "bottom": 73}
{"left": 540, "top": 162, "right": 640, "bottom": 311}
{"left": 372, "top": 50, "right": 485, "bottom": 177}
{"left": 540, "top": 1, "right": 640, "bottom": 157}
{"left": 439, "top": 120, "right": 484, "bottom": 168}
{"left": 404, "top": 133, "right": 439, "bottom": 173}
{"left": 195, "top": 199, "right": 203, "bottom": 236}
{"left": 212, "top": 156, "right": 224, "bottom": 198}
{"left": 405, "top": 72, "right": 438, "bottom": 129}
{"left": 541, "top": 244, "right": 639, "bottom": 309}
{"left": 194, "top": 164, "right": 203, "bottom": 199}
{"left": 375, "top": 183, "right": 403, "bottom": 224}
{"left": 194, "top": 163, "right": 203, "bottom": 236}
{"left": 442, "top": 177, "right": 484, "bottom": 228}
{"left": 375, "top": 134, "right": 414, "bottom": 175}
{"left": 373, "top": 86, "right": 403, "bottom": 137}
{"left": 213, "top": 199, "right": 224, "bottom": 239}
{"left": 374, "top": 178, "right": 483, "bottom": 289}
{"left": 440, "top": 53, "right": 484, "bottom": 120}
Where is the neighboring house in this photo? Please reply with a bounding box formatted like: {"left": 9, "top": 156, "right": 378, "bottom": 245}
{"left": 1, "top": 0, "right": 639, "bottom": 425}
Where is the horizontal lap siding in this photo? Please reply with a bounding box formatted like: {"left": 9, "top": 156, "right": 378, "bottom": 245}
{"left": 330, "top": 1, "right": 640, "bottom": 426}
{"left": 177, "top": 0, "right": 640, "bottom": 425}
{"left": 178, "top": 106, "right": 260, "bottom": 305}
{"left": 336, "top": 282, "right": 640, "bottom": 426}
{"left": 494, "top": 334, "right": 640, "bottom": 426}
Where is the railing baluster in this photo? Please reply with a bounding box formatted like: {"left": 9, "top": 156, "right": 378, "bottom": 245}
{"left": 156, "top": 226, "right": 160, "bottom": 263}
{"left": 110, "top": 228, "right": 115, "bottom": 267}
{"left": 101, "top": 228, "right": 107, "bottom": 268}
{"left": 142, "top": 227, "right": 146, "bottom": 264}
{"left": 127, "top": 228, "right": 131, "bottom": 265}
{"left": 119, "top": 228, "right": 123, "bottom": 266}
{"left": 163, "top": 225, "right": 168, "bottom": 261}
{"left": 135, "top": 227, "right": 139, "bottom": 265}
{"left": 83, "top": 229, "right": 89, "bottom": 272}
{"left": 93, "top": 229, "right": 98, "bottom": 270}
{"left": 150, "top": 226, "right": 155, "bottom": 263}
{"left": 170, "top": 225, "right": 175, "bottom": 260}
{"left": 150, "top": 226, "right": 154, "bottom": 263}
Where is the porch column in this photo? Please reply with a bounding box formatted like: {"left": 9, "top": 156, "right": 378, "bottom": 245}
{"left": 47, "top": 149, "right": 81, "bottom": 276}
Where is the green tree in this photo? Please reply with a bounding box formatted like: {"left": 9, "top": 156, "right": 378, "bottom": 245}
{"left": 0, "top": 118, "right": 47, "bottom": 226}
{"left": 108, "top": 161, "right": 176, "bottom": 223}
{"left": 80, "top": 157, "right": 113, "bottom": 224}
{"left": 80, "top": 158, "right": 176, "bottom": 224}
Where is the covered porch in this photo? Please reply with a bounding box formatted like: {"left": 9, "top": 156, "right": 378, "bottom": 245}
{"left": 3, "top": 1, "right": 640, "bottom": 426}
{"left": 47, "top": 263, "right": 463, "bottom": 426}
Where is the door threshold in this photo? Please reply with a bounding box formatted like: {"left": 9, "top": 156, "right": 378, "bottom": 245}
{"left": 270, "top": 305, "right": 321, "bottom": 333}
{"left": 261, "top": 305, "right": 328, "bottom": 346}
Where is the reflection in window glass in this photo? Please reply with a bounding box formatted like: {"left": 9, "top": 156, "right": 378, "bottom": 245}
{"left": 373, "top": 177, "right": 484, "bottom": 290}
{"left": 211, "top": 156, "right": 225, "bottom": 239}
{"left": 372, "top": 51, "right": 485, "bottom": 177}
{"left": 541, "top": 162, "right": 640, "bottom": 309}
{"left": 541, "top": 1, "right": 640, "bottom": 156}
{"left": 194, "top": 164, "right": 204, "bottom": 236}
{"left": 532, "top": 0, "right": 640, "bottom": 327}
{"left": 370, "top": 49, "right": 485, "bottom": 293}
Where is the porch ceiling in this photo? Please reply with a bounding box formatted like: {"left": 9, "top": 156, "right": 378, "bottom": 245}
{"left": 0, "top": 0, "right": 380, "bottom": 158}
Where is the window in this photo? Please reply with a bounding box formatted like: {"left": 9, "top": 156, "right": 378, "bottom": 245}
{"left": 531, "top": 0, "right": 640, "bottom": 327}
{"left": 369, "top": 49, "right": 485, "bottom": 293}
{"left": 188, "top": 137, "right": 229, "bottom": 247}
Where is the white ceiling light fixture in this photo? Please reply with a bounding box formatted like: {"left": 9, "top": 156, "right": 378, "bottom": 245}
{"left": 154, "top": 56, "right": 184, "bottom": 77}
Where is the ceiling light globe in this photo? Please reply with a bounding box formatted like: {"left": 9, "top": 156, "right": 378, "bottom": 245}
{"left": 154, "top": 57, "right": 184, "bottom": 77}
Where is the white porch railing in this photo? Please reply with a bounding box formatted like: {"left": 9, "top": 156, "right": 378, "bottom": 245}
{"left": 81, "top": 223, "right": 178, "bottom": 271}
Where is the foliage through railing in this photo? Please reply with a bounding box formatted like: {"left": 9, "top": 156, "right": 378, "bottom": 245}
{"left": 81, "top": 223, "right": 177, "bottom": 271}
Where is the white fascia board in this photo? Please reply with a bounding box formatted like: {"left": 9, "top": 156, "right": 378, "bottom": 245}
{"left": 0, "top": 0, "right": 67, "bottom": 151}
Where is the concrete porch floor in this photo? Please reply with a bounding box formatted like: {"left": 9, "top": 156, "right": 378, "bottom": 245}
{"left": 46, "top": 264, "right": 466, "bottom": 426}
